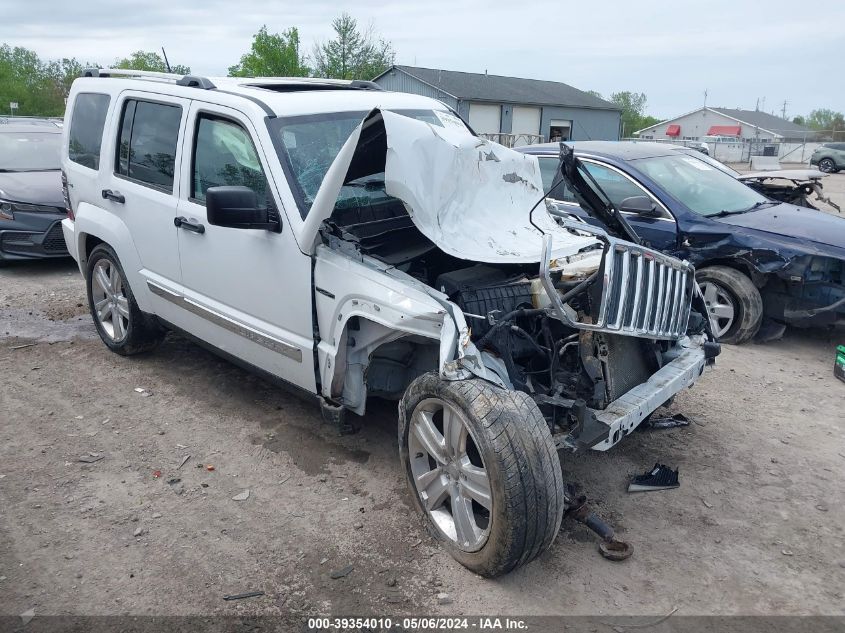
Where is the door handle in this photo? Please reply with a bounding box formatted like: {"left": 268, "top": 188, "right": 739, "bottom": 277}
{"left": 101, "top": 189, "right": 125, "bottom": 204}
{"left": 174, "top": 216, "right": 205, "bottom": 234}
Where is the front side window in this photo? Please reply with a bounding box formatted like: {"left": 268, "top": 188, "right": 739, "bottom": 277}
{"left": 68, "top": 93, "right": 110, "bottom": 169}
{"left": 116, "top": 99, "right": 181, "bottom": 190}
{"left": 633, "top": 154, "right": 766, "bottom": 217}
{"left": 270, "top": 109, "right": 461, "bottom": 219}
{"left": 192, "top": 116, "right": 269, "bottom": 205}
{"left": 581, "top": 161, "right": 657, "bottom": 211}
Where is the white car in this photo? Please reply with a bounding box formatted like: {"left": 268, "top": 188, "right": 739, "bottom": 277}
{"left": 60, "top": 69, "right": 715, "bottom": 576}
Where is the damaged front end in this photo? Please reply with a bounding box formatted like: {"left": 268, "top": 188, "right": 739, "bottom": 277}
{"left": 303, "top": 109, "right": 715, "bottom": 451}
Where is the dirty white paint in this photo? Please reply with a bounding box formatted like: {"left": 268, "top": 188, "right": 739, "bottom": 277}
{"left": 303, "top": 109, "right": 601, "bottom": 263}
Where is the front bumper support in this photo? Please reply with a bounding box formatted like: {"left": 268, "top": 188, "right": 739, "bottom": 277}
{"left": 553, "top": 337, "right": 707, "bottom": 451}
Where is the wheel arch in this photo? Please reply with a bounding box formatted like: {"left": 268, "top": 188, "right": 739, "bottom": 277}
{"left": 697, "top": 256, "right": 768, "bottom": 288}
{"left": 324, "top": 314, "right": 442, "bottom": 416}
{"left": 73, "top": 202, "right": 152, "bottom": 312}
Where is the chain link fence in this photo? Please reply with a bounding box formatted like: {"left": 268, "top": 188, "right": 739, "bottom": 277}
{"left": 625, "top": 130, "right": 845, "bottom": 165}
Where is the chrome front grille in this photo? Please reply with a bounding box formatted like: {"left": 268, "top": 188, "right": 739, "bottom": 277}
{"left": 540, "top": 231, "right": 695, "bottom": 342}
{"left": 599, "top": 244, "right": 694, "bottom": 339}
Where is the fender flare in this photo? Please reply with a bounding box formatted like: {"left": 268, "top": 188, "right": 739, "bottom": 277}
{"left": 73, "top": 202, "right": 153, "bottom": 312}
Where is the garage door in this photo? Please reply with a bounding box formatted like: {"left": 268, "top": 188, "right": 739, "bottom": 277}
{"left": 511, "top": 106, "right": 541, "bottom": 144}
{"left": 468, "top": 103, "right": 501, "bottom": 135}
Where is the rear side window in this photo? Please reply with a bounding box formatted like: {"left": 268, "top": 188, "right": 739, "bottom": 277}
{"left": 116, "top": 99, "right": 182, "bottom": 190}
{"left": 68, "top": 93, "right": 110, "bottom": 169}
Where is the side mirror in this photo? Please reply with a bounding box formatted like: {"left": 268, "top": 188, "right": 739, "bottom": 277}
{"left": 619, "top": 195, "right": 661, "bottom": 218}
{"left": 205, "top": 186, "right": 281, "bottom": 232}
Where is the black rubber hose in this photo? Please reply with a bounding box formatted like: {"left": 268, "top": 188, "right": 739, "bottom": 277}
{"left": 475, "top": 308, "right": 545, "bottom": 351}
{"left": 557, "top": 270, "right": 598, "bottom": 305}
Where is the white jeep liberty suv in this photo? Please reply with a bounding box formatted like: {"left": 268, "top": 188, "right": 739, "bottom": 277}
{"left": 61, "top": 69, "right": 717, "bottom": 577}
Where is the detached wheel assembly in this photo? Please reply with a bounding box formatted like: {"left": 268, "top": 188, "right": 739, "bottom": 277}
{"left": 399, "top": 373, "right": 565, "bottom": 577}
{"left": 696, "top": 266, "right": 763, "bottom": 344}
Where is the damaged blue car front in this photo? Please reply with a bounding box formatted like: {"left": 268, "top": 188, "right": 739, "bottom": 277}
{"left": 519, "top": 141, "right": 845, "bottom": 343}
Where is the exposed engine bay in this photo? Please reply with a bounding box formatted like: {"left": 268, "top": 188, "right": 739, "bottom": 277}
{"left": 310, "top": 108, "right": 714, "bottom": 450}
{"left": 320, "top": 175, "right": 710, "bottom": 449}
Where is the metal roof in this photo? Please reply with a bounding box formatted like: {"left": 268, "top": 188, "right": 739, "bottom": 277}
{"left": 376, "top": 65, "right": 621, "bottom": 111}
{"left": 709, "top": 108, "right": 811, "bottom": 136}
{"left": 635, "top": 106, "right": 812, "bottom": 138}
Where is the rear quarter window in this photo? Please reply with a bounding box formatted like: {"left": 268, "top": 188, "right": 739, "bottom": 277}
{"left": 68, "top": 93, "right": 110, "bottom": 170}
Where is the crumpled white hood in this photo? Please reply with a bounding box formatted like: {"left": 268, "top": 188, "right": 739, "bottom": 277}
{"left": 301, "top": 109, "right": 600, "bottom": 263}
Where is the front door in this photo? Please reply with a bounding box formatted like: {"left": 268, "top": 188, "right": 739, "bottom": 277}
{"left": 173, "top": 101, "right": 316, "bottom": 392}
{"left": 580, "top": 159, "right": 678, "bottom": 251}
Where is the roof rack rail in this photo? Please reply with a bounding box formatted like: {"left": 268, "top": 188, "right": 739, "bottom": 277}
{"left": 349, "top": 80, "right": 383, "bottom": 91}
{"left": 82, "top": 68, "right": 216, "bottom": 90}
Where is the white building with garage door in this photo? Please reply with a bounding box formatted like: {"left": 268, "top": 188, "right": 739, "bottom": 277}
{"left": 372, "top": 65, "right": 621, "bottom": 145}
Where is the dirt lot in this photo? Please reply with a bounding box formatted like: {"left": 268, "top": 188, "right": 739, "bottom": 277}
{"left": 1, "top": 176, "right": 844, "bottom": 621}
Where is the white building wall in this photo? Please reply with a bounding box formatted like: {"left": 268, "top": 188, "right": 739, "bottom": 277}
{"left": 637, "top": 108, "right": 780, "bottom": 142}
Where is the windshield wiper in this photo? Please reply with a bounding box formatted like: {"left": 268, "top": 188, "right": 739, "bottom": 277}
{"left": 345, "top": 179, "right": 385, "bottom": 190}
{"left": 712, "top": 201, "right": 776, "bottom": 217}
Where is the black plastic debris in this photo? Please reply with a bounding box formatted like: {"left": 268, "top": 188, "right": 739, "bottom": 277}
{"left": 330, "top": 565, "right": 354, "bottom": 579}
{"left": 223, "top": 591, "right": 264, "bottom": 601}
{"left": 628, "top": 464, "right": 680, "bottom": 492}
{"left": 643, "top": 413, "right": 692, "bottom": 430}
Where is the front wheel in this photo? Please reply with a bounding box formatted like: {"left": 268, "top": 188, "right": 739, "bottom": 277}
{"left": 86, "top": 244, "right": 164, "bottom": 355}
{"left": 818, "top": 158, "right": 836, "bottom": 173}
{"left": 399, "top": 373, "right": 564, "bottom": 577}
{"left": 697, "top": 266, "right": 763, "bottom": 344}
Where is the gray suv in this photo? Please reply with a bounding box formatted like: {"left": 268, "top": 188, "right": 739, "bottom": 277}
{"left": 810, "top": 143, "right": 845, "bottom": 173}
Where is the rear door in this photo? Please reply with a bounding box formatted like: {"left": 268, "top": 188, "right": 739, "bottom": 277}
{"left": 173, "top": 101, "right": 316, "bottom": 391}
{"left": 105, "top": 91, "right": 189, "bottom": 322}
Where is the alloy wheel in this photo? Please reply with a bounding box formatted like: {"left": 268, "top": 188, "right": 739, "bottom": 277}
{"left": 408, "top": 398, "right": 492, "bottom": 551}
{"left": 700, "top": 280, "right": 736, "bottom": 339}
{"left": 91, "top": 259, "right": 130, "bottom": 342}
{"left": 819, "top": 158, "right": 835, "bottom": 173}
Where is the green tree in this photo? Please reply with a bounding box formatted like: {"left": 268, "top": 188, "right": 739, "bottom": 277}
{"left": 609, "top": 91, "right": 648, "bottom": 137}
{"left": 228, "top": 25, "right": 308, "bottom": 77}
{"left": 311, "top": 13, "right": 394, "bottom": 80}
{"left": 114, "top": 50, "right": 189, "bottom": 75}
{"left": 792, "top": 115, "right": 805, "bottom": 126}
{"left": 0, "top": 44, "right": 89, "bottom": 116}
{"left": 805, "top": 108, "right": 844, "bottom": 131}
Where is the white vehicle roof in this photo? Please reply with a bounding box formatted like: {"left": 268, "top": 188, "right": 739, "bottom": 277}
{"left": 69, "top": 70, "right": 451, "bottom": 118}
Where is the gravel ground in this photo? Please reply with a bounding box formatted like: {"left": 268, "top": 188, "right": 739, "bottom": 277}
{"left": 1, "top": 178, "right": 844, "bottom": 621}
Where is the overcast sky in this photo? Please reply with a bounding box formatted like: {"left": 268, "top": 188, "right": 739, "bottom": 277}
{"left": 4, "top": 0, "right": 842, "bottom": 119}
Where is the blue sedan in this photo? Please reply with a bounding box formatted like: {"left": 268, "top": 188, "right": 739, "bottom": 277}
{"left": 517, "top": 142, "right": 845, "bottom": 343}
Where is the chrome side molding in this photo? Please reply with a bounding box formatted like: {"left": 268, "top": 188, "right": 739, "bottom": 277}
{"left": 147, "top": 281, "right": 302, "bottom": 362}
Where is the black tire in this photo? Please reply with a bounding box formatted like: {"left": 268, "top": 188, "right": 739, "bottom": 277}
{"left": 696, "top": 265, "right": 763, "bottom": 344}
{"left": 86, "top": 244, "right": 164, "bottom": 355}
{"left": 818, "top": 158, "right": 836, "bottom": 174}
{"left": 399, "top": 373, "right": 564, "bottom": 577}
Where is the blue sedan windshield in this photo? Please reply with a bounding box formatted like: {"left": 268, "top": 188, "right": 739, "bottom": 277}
{"left": 633, "top": 154, "right": 766, "bottom": 216}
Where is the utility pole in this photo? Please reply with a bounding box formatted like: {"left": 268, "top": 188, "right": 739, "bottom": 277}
{"left": 781, "top": 100, "right": 788, "bottom": 119}
{"left": 703, "top": 89, "right": 708, "bottom": 108}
